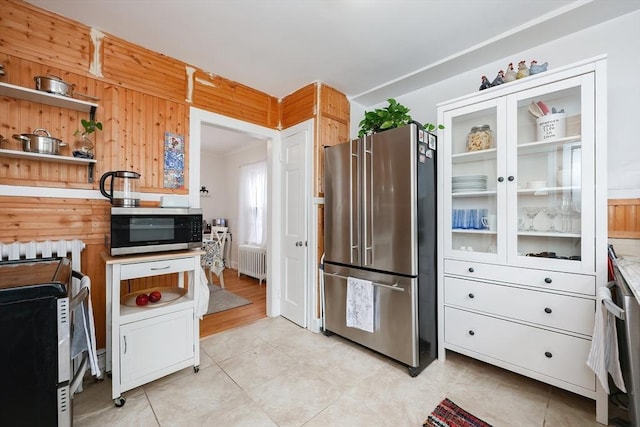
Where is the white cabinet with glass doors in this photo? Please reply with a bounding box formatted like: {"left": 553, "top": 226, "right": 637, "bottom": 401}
{"left": 436, "top": 57, "right": 608, "bottom": 424}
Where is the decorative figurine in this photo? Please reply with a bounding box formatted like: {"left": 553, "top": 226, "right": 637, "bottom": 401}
{"left": 529, "top": 60, "right": 549, "bottom": 75}
{"left": 504, "top": 62, "right": 516, "bottom": 82}
{"left": 479, "top": 75, "right": 492, "bottom": 91}
{"left": 491, "top": 70, "right": 505, "bottom": 87}
{"left": 516, "top": 60, "right": 530, "bottom": 79}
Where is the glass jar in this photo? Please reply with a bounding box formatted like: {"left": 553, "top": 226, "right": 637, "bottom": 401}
{"left": 466, "top": 125, "right": 493, "bottom": 151}
{"left": 72, "top": 133, "right": 95, "bottom": 159}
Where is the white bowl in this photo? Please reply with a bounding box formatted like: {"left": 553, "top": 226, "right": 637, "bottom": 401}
{"left": 528, "top": 180, "right": 547, "bottom": 190}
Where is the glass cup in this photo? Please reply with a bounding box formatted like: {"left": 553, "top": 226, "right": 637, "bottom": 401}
{"left": 482, "top": 214, "right": 497, "bottom": 231}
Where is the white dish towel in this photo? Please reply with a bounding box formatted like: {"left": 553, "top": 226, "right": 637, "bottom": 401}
{"left": 586, "top": 286, "right": 626, "bottom": 394}
{"left": 195, "top": 266, "right": 210, "bottom": 320}
{"left": 346, "top": 276, "right": 375, "bottom": 333}
{"left": 71, "top": 274, "right": 101, "bottom": 379}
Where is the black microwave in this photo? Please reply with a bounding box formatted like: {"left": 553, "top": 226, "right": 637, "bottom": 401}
{"left": 107, "top": 207, "right": 203, "bottom": 256}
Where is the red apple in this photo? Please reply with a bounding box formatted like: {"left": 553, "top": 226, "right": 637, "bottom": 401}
{"left": 149, "top": 291, "right": 162, "bottom": 303}
{"left": 135, "top": 294, "right": 149, "bottom": 306}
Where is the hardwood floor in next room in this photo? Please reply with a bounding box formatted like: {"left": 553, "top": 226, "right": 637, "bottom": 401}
{"left": 199, "top": 268, "right": 267, "bottom": 338}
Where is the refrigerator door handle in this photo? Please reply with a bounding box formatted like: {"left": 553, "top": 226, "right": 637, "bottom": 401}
{"left": 323, "top": 271, "right": 405, "bottom": 292}
{"left": 350, "top": 138, "right": 359, "bottom": 263}
{"left": 363, "top": 136, "right": 373, "bottom": 266}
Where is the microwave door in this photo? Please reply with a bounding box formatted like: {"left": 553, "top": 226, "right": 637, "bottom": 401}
{"left": 324, "top": 138, "right": 361, "bottom": 267}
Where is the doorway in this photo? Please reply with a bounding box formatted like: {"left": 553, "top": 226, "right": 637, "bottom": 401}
{"left": 189, "top": 108, "right": 281, "bottom": 322}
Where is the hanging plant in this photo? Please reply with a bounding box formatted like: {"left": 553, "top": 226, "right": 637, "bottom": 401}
{"left": 358, "top": 98, "right": 412, "bottom": 137}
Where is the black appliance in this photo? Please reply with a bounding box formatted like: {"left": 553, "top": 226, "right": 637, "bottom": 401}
{"left": 0, "top": 257, "right": 87, "bottom": 427}
{"left": 323, "top": 123, "right": 437, "bottom": 376}
{"left": 107, "top": 207, "right": 203, "bottom": 256}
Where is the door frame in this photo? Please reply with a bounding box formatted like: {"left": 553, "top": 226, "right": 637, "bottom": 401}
{"left": 189, "top": 107, "right": 281, "bottom": 317}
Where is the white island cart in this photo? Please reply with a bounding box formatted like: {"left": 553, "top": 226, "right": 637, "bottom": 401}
{"left": 102, "top": 249, "right": 204, "bottom": 407}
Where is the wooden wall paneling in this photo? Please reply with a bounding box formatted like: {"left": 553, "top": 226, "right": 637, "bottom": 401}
{"left": 320, "top": 84, "right": 350, "bottom": 122}
{"left": 316, "top": 116, "right": 349, "bottom": 195}
{"left": 0, "top": 1, "right": 91, "bottom": 74}
{"left": 281, "top": 83, "right": 316, "bottom": 129}
{"left": 608, "top": 198, "right": 640, "bottom": 238}
{"left": 0, "top": 196, "right": 94, "bottom": 241}
{"left": 191, "top": 70, "right": 280, "bottom": 130}
{"left": 102, "top": 36, "right": 186, "bottom": 104}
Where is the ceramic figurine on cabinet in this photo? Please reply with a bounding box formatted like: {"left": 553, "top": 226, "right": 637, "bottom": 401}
{"left": 516, "top": 60, "right": 530, "bottom": 79}
{"left": 504, "top": 62, "right": 516, "bottom": 82}
{"left": 479, "top": 75, "right": 492, "bottom": 91}
{"left": 491, "top": 70, "right": 505, "bottom": 87}
{"left": 529, "top": 60, "right": 549, "bottom": 75}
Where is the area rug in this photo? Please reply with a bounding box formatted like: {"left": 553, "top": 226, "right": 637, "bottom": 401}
{"left": 205, "top": 284, "right": 251, "bottom": 316}
{"left": 423, "top": 398, "right": 492, "bottom": 427}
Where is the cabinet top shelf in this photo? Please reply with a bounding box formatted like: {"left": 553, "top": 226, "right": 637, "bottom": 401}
{"left": 0, "top": 81, "right": 98, "bottom": 113}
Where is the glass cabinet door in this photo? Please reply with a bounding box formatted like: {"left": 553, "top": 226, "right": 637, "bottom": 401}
{"left": 506, "top": 74, "right": 595, "bottom": 272}
{"left": 443, "top": 98, "right": 504, "bottom": 261}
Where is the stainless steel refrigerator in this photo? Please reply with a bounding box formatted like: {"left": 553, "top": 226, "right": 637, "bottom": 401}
{"left": 323, "top": 122, "right": 437, "bottom": 376}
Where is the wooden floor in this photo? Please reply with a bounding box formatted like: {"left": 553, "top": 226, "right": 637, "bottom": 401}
{"left": 199, "top": 268, "right": 267, "bottom": 338}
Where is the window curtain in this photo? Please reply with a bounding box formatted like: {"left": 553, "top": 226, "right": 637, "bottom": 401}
{"left": 237, "top": 161, "right": 267, "bottom": 246}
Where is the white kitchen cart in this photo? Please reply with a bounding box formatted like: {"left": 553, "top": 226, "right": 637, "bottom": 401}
{"left": 102, "top": 250, "right": 203, "bottom": 407}
{"left": 436, "top": 56, "right": 608, "bottom": 424}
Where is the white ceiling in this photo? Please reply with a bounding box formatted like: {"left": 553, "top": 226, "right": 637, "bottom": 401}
{"left": 24, "top": 0, "right": 640, "bottom": 153}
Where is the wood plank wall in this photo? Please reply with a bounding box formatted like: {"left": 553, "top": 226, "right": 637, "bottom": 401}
{"left": 281, "top": 82, "right": 350, "bottom": 317}
{"left": 1, "top": 0, "right": 348, "bottom": 349}
{"left": 608, "top": 199, "right": 640, "bottom": 238}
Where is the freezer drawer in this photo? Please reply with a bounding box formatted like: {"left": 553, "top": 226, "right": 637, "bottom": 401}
{"left": 323, "top": 264, "right": 418, "bottom": 367}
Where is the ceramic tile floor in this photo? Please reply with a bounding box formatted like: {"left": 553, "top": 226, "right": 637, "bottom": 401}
{"left": 74, "top": 316, "right": 615, "bottom": 426}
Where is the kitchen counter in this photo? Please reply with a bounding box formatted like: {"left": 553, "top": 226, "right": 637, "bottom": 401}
{"left": 616, "top": 256, "right": 640, "bottom": 305}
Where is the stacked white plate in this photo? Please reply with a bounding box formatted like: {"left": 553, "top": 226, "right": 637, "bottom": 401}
{"left": 452, "top": 175, "right": 487, "bottom": 193}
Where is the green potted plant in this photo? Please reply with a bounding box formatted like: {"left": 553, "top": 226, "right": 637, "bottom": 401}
{"left": 358, "top": 98, "right": 412, "bottom": 137}
{"left": 358, "top": 99, "right": 444, "bottom": 138}
{"left": 73, "top": 118, "right": 102, "bottom": 158}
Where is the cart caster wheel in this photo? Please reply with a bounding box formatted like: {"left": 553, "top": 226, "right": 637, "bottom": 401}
{"left": 114, "top": 396, "right": 126, "bottom": 407}
{"left": 194, "top": 366, "right": 200, "bottom": 373}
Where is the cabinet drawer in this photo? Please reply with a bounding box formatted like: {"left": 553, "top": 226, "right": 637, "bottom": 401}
{"left": 444, "top": 277, "right": 595, "bottom": 335}
{"left": 120, "top": 257, "right": 195, "bottom": 280}
{"left": 444, "top": 307, "right": 595, "bottom": 390}
{"left": 444, "top": 259, "right": 595, "bottom": 295}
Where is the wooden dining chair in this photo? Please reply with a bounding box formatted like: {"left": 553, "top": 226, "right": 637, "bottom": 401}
{"left": 201, "top": 226, "right": 229, "bottom": 288}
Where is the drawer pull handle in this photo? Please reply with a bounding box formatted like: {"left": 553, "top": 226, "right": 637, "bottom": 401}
{"left": 468, "top": 293, "right": 475, "bottom": 299}
{"left": 151, "top": 265, "right": 171, "bottom": 271}
{"left": 508, "top": 175, "right": 515, "bottom": 182}
{"left": 545, "top": 351, "right": 552, "bottom": 358}
{"left": 468, "top": 330, "right": 475, "bottom": 336}
{"left": 544, "top": 307, "right": 552, "bottom": 314}
{"left": 544, "top": 277, "right": 552, "bottom": 284}
{"left": 468, "top": 267, "right": 475, "bottom": 273}
{"left": 497, "top": 176, "right": 504, "bottom": 182}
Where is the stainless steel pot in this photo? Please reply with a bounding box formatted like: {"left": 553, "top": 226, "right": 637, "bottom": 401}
{"left": 12, "top": 129, "right": 67, "bottom": 155}
{"left": 34, "top": 75, "right": 74, "bottom": 97}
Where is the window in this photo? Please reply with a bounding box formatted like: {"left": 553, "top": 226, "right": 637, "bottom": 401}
{"left": 237, "top": 161, "right": 267, "bottom": 246}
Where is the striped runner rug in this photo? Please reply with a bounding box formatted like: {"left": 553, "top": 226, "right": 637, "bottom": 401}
{"left": 423, "top": 398, "right": 492, "bottom": 427}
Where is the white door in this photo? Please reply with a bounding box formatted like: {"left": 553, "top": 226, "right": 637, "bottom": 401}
{"left": 279, "top": 123, "right": 310, "bottom": 327}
